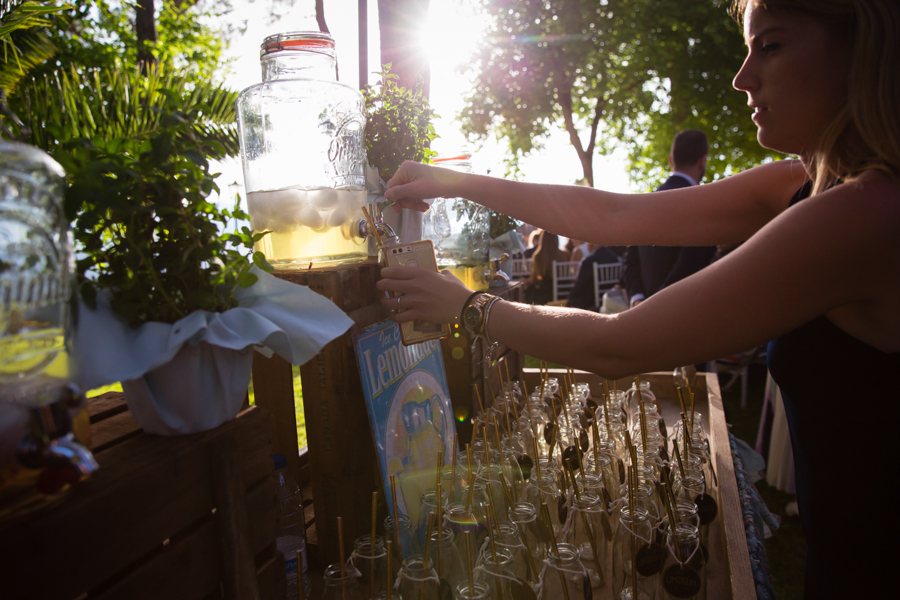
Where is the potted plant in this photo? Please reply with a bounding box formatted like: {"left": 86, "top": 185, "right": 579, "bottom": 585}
{"left": 48, "top": 70, "right": 353, "bottom": 435}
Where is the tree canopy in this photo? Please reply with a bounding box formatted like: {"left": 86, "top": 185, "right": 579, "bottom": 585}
{"left": 460, "top": 0, "right": 782, "bottom": 189}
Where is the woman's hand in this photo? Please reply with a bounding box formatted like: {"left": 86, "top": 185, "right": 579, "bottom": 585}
{"left": 376, "top": 267, "right": 473, "bottom": 324}
{"left": 384, "top": 161, "right": 469, "bottom": 213}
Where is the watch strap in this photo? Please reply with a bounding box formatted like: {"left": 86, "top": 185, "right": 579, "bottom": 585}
{"left": 460, "top": 291, "right": 485, "bottom": 326}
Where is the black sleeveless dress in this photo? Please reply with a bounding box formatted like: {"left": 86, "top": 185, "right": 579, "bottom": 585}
{"left": 767, "top": 182, "right": 900, "bottom": 598}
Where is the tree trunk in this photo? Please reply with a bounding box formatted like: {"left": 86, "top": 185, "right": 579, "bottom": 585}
{"left": 135, "top": 0, "right": 158, "bottom": 74}
{"left": 377, "top": 0, "right": 430, "bottom": 97}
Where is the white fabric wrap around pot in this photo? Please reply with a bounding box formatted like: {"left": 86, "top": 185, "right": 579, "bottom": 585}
{"left": 75, "top": 267, "right": 354, "bottom": 435}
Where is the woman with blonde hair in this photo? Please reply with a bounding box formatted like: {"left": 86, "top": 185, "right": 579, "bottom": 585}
{"left": 378, "top": 1, "right": 900, "bottom": 595}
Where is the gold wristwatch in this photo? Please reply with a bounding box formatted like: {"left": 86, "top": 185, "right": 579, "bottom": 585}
{"left": 462, "top": 293, "right": 500, "bottom": 346}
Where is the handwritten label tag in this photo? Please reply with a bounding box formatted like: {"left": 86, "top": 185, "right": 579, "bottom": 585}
{"left": 635, "top": 542, "right": 666, "bottom": 576}
{"left": 509, "top": 577, "right": 538, "bottom": 600}
{"left": 695, "top": 493, "right": 718, "bottom": 525}
{"left": 439, "top": 579, "right": 453, "bottom": 600}
{"left": 663, "top": 564, "right": 702, "bottom": 598}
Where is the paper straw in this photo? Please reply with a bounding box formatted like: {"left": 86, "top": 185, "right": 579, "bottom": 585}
{"left": 676, "top": 386, "right": 687, "bottom": 415}
{"left": 337, "top": 516, "right": 346, "bottom": 580}
{"left": 466, "top": 444, "right": 475, "bottom": 509}
{"left": 360, "top": 206, "right": 384, "bottom": 249}
{"left": 385, "top": 540, "right": 392, "bottom": 600}
{"left": 389, "top": 474, "right": 402, "bottom": 551}
{"left": 542, "top": 502, "right": 572, "bottom": 600}
{"left": 451, "top": 434, "right": 458, "bottom": 500}
{"left": 370, "top": 491, "right": 378, "bottom": 598}
{"left": 673, "top": 441, "right": 687, "bottom": 481}
{"left": 465, "top": 531, "right": 476, "bottom": 599}
{"left": 635, "top": 376, "right": 648, "bottom": 455}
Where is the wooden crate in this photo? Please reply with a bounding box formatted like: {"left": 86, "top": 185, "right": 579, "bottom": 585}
{"left": 522, "top": 369, "right": 755, "bottom": 600}
{"left": 0, "top": 393, "right": 284, "bottom": 600}
{"left": 252, "top": 261, "right": 526, "bottom": 566}
{"left": 253, "top": 260, "right": 386, "bottom": 568}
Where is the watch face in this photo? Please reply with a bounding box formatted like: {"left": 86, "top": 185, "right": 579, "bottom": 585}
{"left": 463, "top": 305, "right": 481, "bottom": 329}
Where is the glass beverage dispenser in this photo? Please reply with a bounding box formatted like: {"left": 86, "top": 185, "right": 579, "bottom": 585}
{"left": 237, "top": 32, "right": 375, "bottom": 268}
{"left": 422, "top": 155, "right": 490, "bottom": 290}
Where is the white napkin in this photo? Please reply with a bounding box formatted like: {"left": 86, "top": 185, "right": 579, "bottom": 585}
{"left": 75, "top": 266, "right": 353, "bottom": 391}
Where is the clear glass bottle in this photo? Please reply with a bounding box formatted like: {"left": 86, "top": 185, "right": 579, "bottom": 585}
{"left": 613, "top": 506, "right": 659, "bottom": 600}
{"left": 541, "top": 543, "right": 590, "bottom": 600}
{"left": 492, "top": 520, "right": 540, "bottom": 587}
{"left": 423, "top": 154, "right": 490, "bottom": 290}
{"left": 660, "top": 523, "right": 706, "bottom": 600}
{"left": 384, "top": 514, "right": 420, "bottom": 562}
{"left": 321, "top": 562, "right": 365, "bottom": 600}
{"left": 425, "top": 525, "right": 466, "bottom": 589}
{"left": 477, "top": 546, "right": 519, "bottom": 599}
{"left": 396, "top": 555, "right": 440, "bottom": 599}
{"left": 415, "top": 488, "right": 448, "bottom": 549}
{"left": 237, "top": 32, "right": 370, "bottom": 268}
{"left": 561, "top": 491, "right": 610, "bottom": 591}
{"left": 349, "top": 534, "right": 388, "bottom": 598}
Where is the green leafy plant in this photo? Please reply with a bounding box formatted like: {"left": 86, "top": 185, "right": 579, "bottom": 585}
{"left": 362, "top": 64, "right": 438, "bottom": 181}
{"left": 62, "top": 105, "right": 271, "bottom": 327}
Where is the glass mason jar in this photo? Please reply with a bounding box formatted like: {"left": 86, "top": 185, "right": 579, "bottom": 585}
{"left": 661, "top": 523, "right": 706, "bottom": 600}
{"left": 321, "top": 562, "right": 365, "bottom": 600}
{"left": 541, "top": 543, "right": 590, "bottom": 600}
{"left": 423, "top": 154, "right": 490, "bottom": 290}
{"left": 0, "top": 140, "right": 98, "bottom": 517}
{"left": 349, "top": 534, "right": 388, "bottom": 597}
{"left": 396, "top": 555, "right": 440, "bottom": 600}
{"left": 237, "top": 32, "right": 370, "bottom": 268}
{"left": 613, "top": 506, "right": 659, "bottom": 600}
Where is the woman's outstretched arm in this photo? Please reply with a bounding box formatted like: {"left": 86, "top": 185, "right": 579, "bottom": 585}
{"left": 384, "top": 159, "right": 809, "bottom": 248}
{"left": 378, "top": 171, "right": 900, "bottom": 377}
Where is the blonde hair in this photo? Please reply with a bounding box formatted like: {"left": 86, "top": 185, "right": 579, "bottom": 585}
{"left": 732, "top": 0, "right": 900, "bottom": 194}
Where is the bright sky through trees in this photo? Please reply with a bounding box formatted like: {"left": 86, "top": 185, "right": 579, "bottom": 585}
{"left": 211, "top": 0, "right": 633, "bottom": 212}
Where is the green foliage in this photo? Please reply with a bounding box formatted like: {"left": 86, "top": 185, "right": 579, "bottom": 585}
{"left": 61, "top": 105, "right": 271, "bottom": 327}
{"left": 462, "top": 0, "right": 781, "bottom": 189}
{"left": 15, "top": 62, "right": 239, "bottom": 158}
{"left": 0, "top": 0, "right": 64, "bottom": 93}
{"left": 27, "top": 0, "right": 229, "bottom": 79}
{"left": 362, "top": 65, "right": 439, "bottom": 181}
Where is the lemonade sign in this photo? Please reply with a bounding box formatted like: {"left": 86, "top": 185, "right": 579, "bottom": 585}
{"left": 354, "top": 319, "right": 457, "bottom": 550}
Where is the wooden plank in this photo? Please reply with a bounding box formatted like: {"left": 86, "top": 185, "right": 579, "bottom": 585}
{"left": 0, "top": 407, "right": 273, "bottom": 600}
{"left": 251, "top": 351, "right": 302, "bottom": 487}
{"left": 706, "top": 373, "right": 756, "bottom": 600}
{"left": 87, "top": 391, "right": 128, "bottom": 423}
{"left": 256, "top": 547, "right": 287, "bottom": 600}
{"left": 210, "top": 429, "right": 260, "bottom": 600}
{"left": 89, "top": 409, "right": 142, "bottom": 452}
{"left": 91, "top": 516, "right": 222, "bottom": 600}
{"left": 246, "top": 474, "right": 279, "bottom": 556}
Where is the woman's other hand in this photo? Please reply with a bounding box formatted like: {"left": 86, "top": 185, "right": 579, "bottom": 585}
{"left": 384, "top": 161, "right": 468, "bottom": 213}
{"left": 376, "top": 267, "right": 472, "bottom": 324}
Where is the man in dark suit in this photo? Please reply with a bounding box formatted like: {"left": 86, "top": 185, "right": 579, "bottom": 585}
{"left": 624, "top": 130, "right": 716, "bottom": 307}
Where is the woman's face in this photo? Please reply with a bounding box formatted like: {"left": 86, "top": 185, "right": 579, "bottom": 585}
{"left": 732, "top": 4, "right": 851, "bottom": 160}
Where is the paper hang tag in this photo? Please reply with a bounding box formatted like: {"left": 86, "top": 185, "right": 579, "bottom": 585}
{"left": 695, "top": 493, "right": 719, "bottom": 525}
{"left": 660, "top": 417, "right": 668, "bottom": 442}
{"left": 544, "top": 421, "right": 556, "bottom": 445}
{"left": 579, "top": 430, "right": 590, "bottom": 453}
{"left": 517, "top": 453, "right": 534, "bottom": 481}
{"left": 562, "top": 445, "right": 582, "bottom": 472}
{"left": 618, "top": 458, "right": 626, "bottom": 485}
{"left": 689, "top": 543, "right": 708, "bottom": 570}
{"left": 533, "top": 515, "right": 553, "bottom": 545}
{"left": 583, "top": 574, "right": 594, "bottom": 600}
{"left": 635, "top": 542, "right": 666, "bottom": 576}
{"left": 509, "top": 577, "right": 538, "bottom": 600}
{"left": 663, "top": 564, "right": 702, "bottom": 598}
{"left": 439, "top": 579, "right": 453, "bottom": 600}
{"left": 600, "top": 509, "right": 613, "bottom": 541}
{"left": 557, "top": 493, "right": 569, "bottom": 526}
{"left": 602, "top": 487, "right": 613, "bottom": 512}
